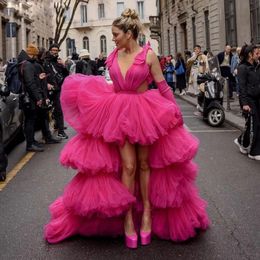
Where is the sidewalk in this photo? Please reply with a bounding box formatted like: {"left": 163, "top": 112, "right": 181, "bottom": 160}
{"left": 176, "top": 92, "right": 245, "bottom": 130}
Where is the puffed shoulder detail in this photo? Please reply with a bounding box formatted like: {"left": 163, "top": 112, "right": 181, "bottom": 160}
{"left": 134, "top": 42, "right": 153, "bottom": 65}
{"left": 105, "top": 48, "right": 118, "bottom": 68}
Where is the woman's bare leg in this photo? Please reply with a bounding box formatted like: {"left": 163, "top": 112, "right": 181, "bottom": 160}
{"left": 119, "top": 141, "right": 137, "bottom": 235}
{"left": 137, "top": 145, "right": 151, "bottom": 232}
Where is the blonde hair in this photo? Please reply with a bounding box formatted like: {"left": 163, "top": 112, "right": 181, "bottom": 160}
{"left": 112, "top": 8, "right": 142, "bottom": 39}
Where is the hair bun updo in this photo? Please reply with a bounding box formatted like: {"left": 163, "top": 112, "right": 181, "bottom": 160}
{"left": 121, "top": 8, "right": 139, "bottom": 20}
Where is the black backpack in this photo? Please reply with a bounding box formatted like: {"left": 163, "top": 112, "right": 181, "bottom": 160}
{"left": 5, "top": 60, "right": 26, "bottom": 94}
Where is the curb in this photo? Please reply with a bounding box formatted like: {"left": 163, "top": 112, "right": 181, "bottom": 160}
{"left": 175, "top": 93, "right": 245, "bottom": 131}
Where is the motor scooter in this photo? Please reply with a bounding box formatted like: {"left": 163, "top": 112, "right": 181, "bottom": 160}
{"left": 196, "top": 67, "right": 225, "bottom": 127}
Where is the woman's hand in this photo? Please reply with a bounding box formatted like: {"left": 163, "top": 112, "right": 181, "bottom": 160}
{"left": 243, "top": 105, "right": 251, "bottom": 112}
{"left": 47, "top": 83, "right": 54, "bottom": 91}
{"left": 39, "top": 73, "right": 46, "bottom": 79}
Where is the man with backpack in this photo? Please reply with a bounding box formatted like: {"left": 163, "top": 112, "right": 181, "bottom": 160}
{"left": 76, "top": 49, "right": 97, "bottom": 75}
{"left": 17, "top": 44, "right": 44, "bottom": 152}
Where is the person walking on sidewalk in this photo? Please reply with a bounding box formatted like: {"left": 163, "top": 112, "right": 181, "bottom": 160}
{"left": 234, "top": 44, "right": 260, "bottom": 160}
{"left": 164, "top": 56, "right": 176, "bottom": 92}
{"left": 175, "top": 52, "right": 187, "bottom": 95}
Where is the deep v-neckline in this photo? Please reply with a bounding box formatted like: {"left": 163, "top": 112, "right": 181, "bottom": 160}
{"left": 117, "top": 47, "right": 144, "bottom": 81}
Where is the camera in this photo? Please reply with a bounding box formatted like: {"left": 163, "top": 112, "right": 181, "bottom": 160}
{"left": 41, "top": 99, "right": 52, "bottom": 110}
{"left": 19, "top": 92, "right": 31, "bottom": 109}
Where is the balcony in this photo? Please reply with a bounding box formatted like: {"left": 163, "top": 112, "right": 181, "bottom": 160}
{"left": 149, "top": 16, "right": 160, "bottom": 38}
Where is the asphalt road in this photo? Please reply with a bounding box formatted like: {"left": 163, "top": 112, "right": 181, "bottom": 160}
{"left": 0, "top": 97, "right": 259, "bottom": 260}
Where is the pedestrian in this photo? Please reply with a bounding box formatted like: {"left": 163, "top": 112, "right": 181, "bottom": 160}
{"left": 164, "top": 56, "right": 176, "bottom": 92}
{"left": 96, "top": 52, "right": 106, "bottom": 75}
{"left": 44, "top": 8, "right": 209, "bottom": 248}
{"left": 187, "top": 45, "right": 208, "bottom": 95}
{"left": 18, "top": 44, "right": 44, "bottom": 152}
{"left": 175, "top": 52, "right": 187, "bottom": 95}
{"left": 76, "top": 49, "right": 97, "bottom": 75}
{"left": 43, "top": 43, "right": 69, "bottom": 139}
{"left": 231, "top": 47, "right": 241, "bottom": 96}
{"left": 217, "top": 44, "right": 236, "bottom": 100}
{"left": 234, "top": 44, "right": 260, "bottom": 160}
{"left": 35, "top": 48, "right": 61, "bottom": 144}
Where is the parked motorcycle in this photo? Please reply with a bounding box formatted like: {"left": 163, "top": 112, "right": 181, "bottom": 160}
{"left": 196, "top": 72, "right": 225, "bottom": 127}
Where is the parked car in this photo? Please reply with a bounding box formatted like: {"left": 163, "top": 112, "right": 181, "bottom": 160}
{"left": 0, "top": 81, "right": 24, "bottom": 147}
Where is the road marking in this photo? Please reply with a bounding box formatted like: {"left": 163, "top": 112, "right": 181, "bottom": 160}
{"left": 188, "top": 129, "right": 239, "bottom": 133}
{"left": 182, "top": 115, "right": 200, "bottom": 118}
{"left": 0, "top": 152, "right": 35, "bottom": 192}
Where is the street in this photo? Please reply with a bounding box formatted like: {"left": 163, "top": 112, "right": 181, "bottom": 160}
{"left": 0, "top": 97, "right": 259, "bottom": 260}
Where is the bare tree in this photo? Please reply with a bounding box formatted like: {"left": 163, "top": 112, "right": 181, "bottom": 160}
{"left": 53, "top": 0, "right": 89, "bottom": 46}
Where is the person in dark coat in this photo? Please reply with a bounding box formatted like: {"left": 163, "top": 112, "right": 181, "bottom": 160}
{"left": 217, "top": 44, "right": 235, "bottom": 99}
{"left": 234, "top": 44, "right": 260, "bottom": 160}
{"left": 18, "top": 44, "right": 44, "bottom": 152}
{"left": 35, "top": 48, "right": 61, "bottom": 144}
{"left": 175, "top": 52, "right": 187, "bottom": 95}
{"left": 43, "top": 44, "right": 69, "bottom": 139}
{"left": 76, "top": 49, "right": 97, "bottom": 75}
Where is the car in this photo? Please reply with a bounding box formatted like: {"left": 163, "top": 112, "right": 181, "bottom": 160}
{"left": 0, "top": 79, "right": 24, "bottom": 147}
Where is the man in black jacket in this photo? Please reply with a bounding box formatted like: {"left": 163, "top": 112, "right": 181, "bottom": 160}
{"left": 44, "top": 44, "right": 69, "bottom": 139}
{"left": 18, "top": 44, "right": 44, "bottom": 152}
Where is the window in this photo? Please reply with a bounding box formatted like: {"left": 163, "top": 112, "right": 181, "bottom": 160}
{"left": 65, "top": 7, "right": 71, "bottom": 22}
{"left": 174, "top": 25, "right": 178, "bottom": 53}
{"left": 192, "top": 17, "right": 196, "bottom": 47}
{"left": 100, "top": 35, "right": 107, "bottom": 55}
{"left": 138, "top": 34, "right": 146, "bottom": 46}
{"left": 137, "top": 1, "right": 144, "bottom": 19}
{"left": 98, "top": 3, "right": 105, "bottom": 18}
{"left": 204, "top": 10, "right": 211, "bottom": 50}
{"left": 42, "top": 37, "right": 45, "bottom": 48}
{"left": 81, "top": 5, "right": 87, "bottom": 23}
{"left": 117, "top": 2, "right": 124, "bottom": 17}
{"left": 167, "top": 29, "right": 170, "bottom": 55}
{"left": 224, "top": 0, "right": 237, "bottom": 46}
{"left": 83, "top": 36, "right": 89, "bottom": 50}
{"left": 37, "top": 35, "right": 40, "bottom": 47}
{"left": 250, "top": 0, "right": 260, "bottom": 44}
{"left": 66, "top": 38, "right": 76, "bottom": 56}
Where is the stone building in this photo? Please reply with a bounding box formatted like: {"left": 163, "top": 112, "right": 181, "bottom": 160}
{"left": 0, "top": 0, "right": 54, "bottom": 63}
{"left": 58, "top": 0, "right": 158, "bottom": 60}
{"left": 157, "top": 0, "right": 260, "bottom": 56}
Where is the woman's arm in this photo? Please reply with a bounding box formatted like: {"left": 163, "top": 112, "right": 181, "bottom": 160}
{"left": 147, "top": 50, "right": 174, "bottom": 101}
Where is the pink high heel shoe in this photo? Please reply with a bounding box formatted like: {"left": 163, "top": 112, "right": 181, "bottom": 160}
{"left": 125, "top": 233, "right": 138, "bottom": 249}
{"left": 140, "top": 231, "right": 151, "bottom": 245}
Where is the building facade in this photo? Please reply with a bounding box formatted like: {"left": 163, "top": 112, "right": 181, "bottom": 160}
{"left": 0, "top": 0, "right": 54, "bottom": 62}
{"left": 59, "top": 0, "right": 159, "bottom": 59}
{"left": 158, "top": 0, "right": 260, "bottom": 56}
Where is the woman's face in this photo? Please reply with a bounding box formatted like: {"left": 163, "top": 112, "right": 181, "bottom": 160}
{"left": 112, "top": 26, "right": 129, "bottom": 49}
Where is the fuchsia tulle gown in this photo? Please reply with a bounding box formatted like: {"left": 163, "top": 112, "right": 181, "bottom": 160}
{"left": 44, "top": 44, "right": 209, "bottom": 244}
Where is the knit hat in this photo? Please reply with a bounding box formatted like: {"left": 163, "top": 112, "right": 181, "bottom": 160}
{"left": 26, "top": 44, "right": 39, "bottom": 56}
{"left": 49, "top": 43, "right": 60, "bottom": 51}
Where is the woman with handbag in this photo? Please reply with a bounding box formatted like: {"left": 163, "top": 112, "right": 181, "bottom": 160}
{"left": 175, "top": 52, "right": 187, "bottom": 95}
{"left": 234, "top": 44, "right": 260, "bottom": 160}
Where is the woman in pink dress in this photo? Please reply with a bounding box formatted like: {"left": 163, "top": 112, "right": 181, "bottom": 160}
{"left": 44, "top": 9, "right": 209, "bottom": 249}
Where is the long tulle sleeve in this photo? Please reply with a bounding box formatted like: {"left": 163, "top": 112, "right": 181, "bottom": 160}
{"left": 156, "top": 80, "right": 174, "bottom": 101}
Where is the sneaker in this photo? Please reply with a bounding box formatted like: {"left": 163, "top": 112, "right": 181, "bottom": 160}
{"left": 33, "top": 140, "right": 44, "bottom": 148}
{"left": 57, "top": 131, "right": 68, "bottom": 139}
{"left": 180, "top": 90, "right": 186, "bottom": 96}
{"left": 248, "top": 154, "right": 260, "bottom": 160}
{"left": 45, "top": 137, "right": 61, "bottom": 144}
{"left": 26, "top": 144, "right": 44, "bottom": 152}
{"left": 0, "top": 171, "right": 6, "bottom": 182}
{"left": 234, "top": 138, "right": 247, "bottom": 154}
